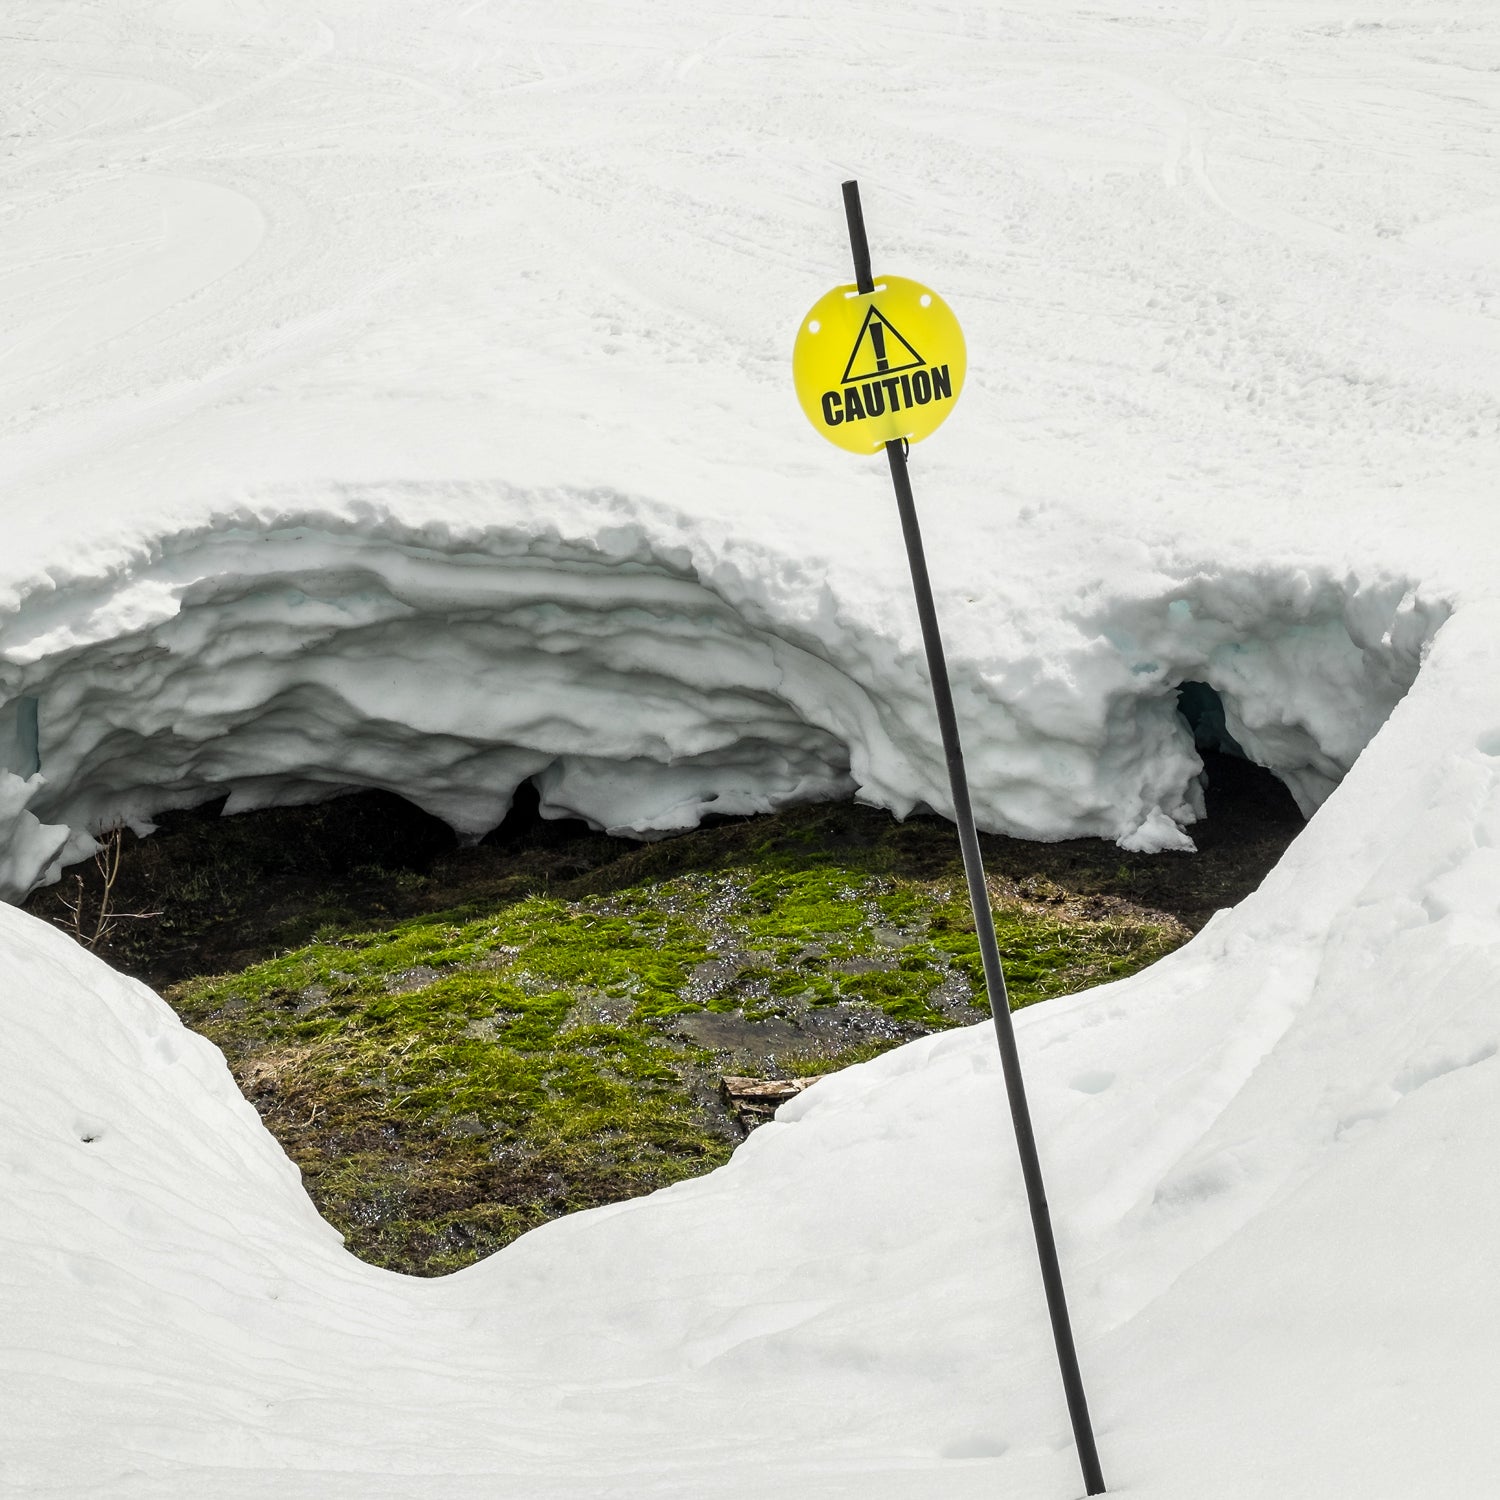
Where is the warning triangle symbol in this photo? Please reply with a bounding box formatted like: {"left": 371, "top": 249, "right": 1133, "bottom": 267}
{"left": 841, "top": 305, "right": 925, "bottom": 384}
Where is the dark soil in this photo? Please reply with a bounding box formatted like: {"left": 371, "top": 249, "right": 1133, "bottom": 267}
{"left": 26, "top": 750, "right": 1302, "bottom": 994}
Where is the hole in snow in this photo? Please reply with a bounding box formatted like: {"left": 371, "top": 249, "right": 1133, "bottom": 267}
{"left": 480, "top": 776, "right": 592, "bottom": 850}
{"left": 1172, "top": 682, "right": 1305, "bottom": 840}
{"left": 1103, "top": 580, "right": 1444, "bottom": 849}
{"left": 1176, "top": 680, "right": 1247, "bottom": 761}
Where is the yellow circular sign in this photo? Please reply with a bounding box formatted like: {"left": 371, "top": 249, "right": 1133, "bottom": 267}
{"left": 793, "top": 275, "right": 965, "bottom": 454}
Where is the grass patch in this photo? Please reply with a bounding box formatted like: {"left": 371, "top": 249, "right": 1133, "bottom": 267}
{"left": 27, "top": 755, "right": 1303, "bottom": 1275}
{"left": 169, "top": 852, "right": 1185, "bottom": 1274}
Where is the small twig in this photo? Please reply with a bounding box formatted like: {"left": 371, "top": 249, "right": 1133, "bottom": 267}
{"left": 54, "top": 827, "right": 164, "bottom": 951}
{"left": 58, "top": 875, "right": 86, "bottom": 934}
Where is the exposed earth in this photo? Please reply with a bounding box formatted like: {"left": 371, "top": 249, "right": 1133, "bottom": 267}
{"left": 25, "top": 750, "right": 1303, "bottom": 1275}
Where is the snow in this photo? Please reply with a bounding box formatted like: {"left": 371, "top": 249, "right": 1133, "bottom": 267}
{"left": 0, "top": 507, "right": 1446, "bottom": 897}
{"left": 1, "top": 0, "right": 1485, "bottom": 888}
{"left": 4, "top": 0, "right": 1500, "bottom": 1495}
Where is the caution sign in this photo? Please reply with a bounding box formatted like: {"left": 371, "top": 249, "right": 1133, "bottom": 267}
{"left": 793, "top": 275, "right": 965, "bottom": 454}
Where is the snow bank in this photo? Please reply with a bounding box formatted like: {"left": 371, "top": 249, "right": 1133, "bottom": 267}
{"left": 0, "top": 0, "right": 1487, "bottom": 895}
{"left": 7, "top": 0, "right": 1500, "bottom": 1493}
{"left": 5, "top": 602, "right": 1500, "bottom": 1499}
{"left": 0, "top": 494, "right": 1445, "bottom": 897}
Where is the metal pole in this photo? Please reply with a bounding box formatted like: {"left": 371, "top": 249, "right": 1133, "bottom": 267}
{"left": 841, "top": 179, "right": 874, "bottom": 295}
{"left": 842, "top": 179, "right": 1106, "bottom": 1497}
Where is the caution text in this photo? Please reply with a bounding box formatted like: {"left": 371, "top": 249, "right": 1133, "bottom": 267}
{"left": 820, "top": 365, "right": 953, "bottom": 427}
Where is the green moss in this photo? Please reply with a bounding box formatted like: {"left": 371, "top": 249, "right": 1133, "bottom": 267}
{"left": 167, "top": 841, "right": 1186, "bottom": 1277}
{"left": 23, "top": 769, "right": 1308, "bottom": 1278}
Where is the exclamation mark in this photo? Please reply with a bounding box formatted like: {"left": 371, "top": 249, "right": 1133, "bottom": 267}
{"left": 870, "top": 320, "right": 889, "bottom": 373}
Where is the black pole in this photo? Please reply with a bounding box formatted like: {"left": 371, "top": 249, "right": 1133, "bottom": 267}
{"left": 842, "top": 179, "right": 874, "bottom": 294}
{"left": 841, "top": 179, "right": 1106, "bottom": 1498}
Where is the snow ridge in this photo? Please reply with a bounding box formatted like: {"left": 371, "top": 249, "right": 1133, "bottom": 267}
{"left": 0, "top": 494, "right": 1447, "bottom": 898}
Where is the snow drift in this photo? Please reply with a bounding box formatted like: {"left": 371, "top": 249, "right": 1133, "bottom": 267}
{"left": 0, "top": 496, "right": 1444, "bottom": 898}
{"left": 6, "top": 601, "right": 1500, "bottom": 1500}
{"left": 7, "top": 0, "right": 1500, "bottom": 1495}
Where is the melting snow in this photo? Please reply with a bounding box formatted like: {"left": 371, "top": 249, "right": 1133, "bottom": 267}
{"left": 4, "top": 1, "right": 1500, "bottom": 1495}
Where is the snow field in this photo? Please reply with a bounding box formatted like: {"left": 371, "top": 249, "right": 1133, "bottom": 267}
{"left": 6, "top": 0, "right": 1500, "bottom": 1495}
{"left": 5, "top": 603, "right": 1500, "bottom": 1497}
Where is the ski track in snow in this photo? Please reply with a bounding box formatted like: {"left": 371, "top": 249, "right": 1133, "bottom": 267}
{"left": 5, "top": 2, "right": 1500, "bottom": 1496}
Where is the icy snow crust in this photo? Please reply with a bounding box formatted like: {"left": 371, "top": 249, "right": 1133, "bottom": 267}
{"left": 5, "top": 0, "right": 1500, "bottom": 1495}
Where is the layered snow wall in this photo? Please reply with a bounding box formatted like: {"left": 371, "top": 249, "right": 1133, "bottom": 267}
{"left": 0, "top": 503, "right": 1446, "bottom": 900}
{"left": 7, "top": 600, "right": 1500, "bottom": 1500}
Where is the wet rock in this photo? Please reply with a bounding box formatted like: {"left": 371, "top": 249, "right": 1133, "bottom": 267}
{"left": 673, "top": 1009, "right": 802, "bottom": 1054}
{"left": 928, "top": 972, "right": 981, "bottom": 1020}
{"left": 384, "top": 965, "right": 440, "bottom": 995}
{"left": 561, "top": 990, "right": 622, "bottom": 1030}
{"left": 683, "top": 954, "right": 751, "bottom": 1004}
{"left": 834, "top": 954, "right": 894, "bottom": 976}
